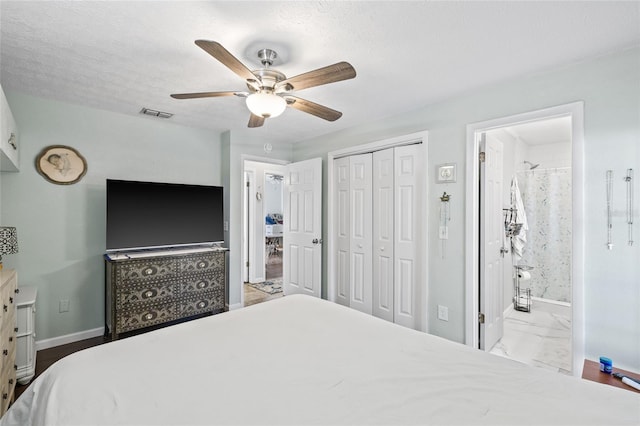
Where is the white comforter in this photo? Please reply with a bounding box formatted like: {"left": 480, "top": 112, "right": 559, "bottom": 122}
{"left": 3, "top": 295, "right": 639, "bottom": 425}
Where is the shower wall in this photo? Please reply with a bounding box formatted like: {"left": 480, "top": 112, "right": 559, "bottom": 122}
{"left": 518, "top": 168, "right": 572, "bottom": 303}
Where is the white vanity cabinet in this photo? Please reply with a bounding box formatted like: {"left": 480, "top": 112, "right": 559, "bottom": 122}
{"left": 16, "top": 286, "right": 36, "bottom": 385}
{"left": 0, "top": 85, "right": 19, "bottom": 172}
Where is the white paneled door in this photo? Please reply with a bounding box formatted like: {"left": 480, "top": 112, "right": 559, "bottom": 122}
{"left": 334, "top": 157, "right": 351, "bottom": 307}
{"left": 332, "top": 144, "right": 424, "bottom": 329}
{"left": 283, "top": 158, "right": 322, "bottom": 298}
{"left": 480, "top": 134, "right": 505, "bottom": 351}
{"left": 393, "top": 144, "right": 423, "bottom": 329}
{"left": 349, "top": 154, "right": 373, "bottom": 314}
{"left": 372, "top": 148, "right": 394, "bottom": 322}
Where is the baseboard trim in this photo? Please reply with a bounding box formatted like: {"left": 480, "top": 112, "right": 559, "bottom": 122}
{"left": 36, "top": 327, "right": 104, "bottom": 351}
{"left": 228, "top": 302, "right": 243, "bottom": 311}
{"left": 504, "top": 303, "right": 514, "bottom": 318}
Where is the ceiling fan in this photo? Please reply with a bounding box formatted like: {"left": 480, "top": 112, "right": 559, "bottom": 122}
{"left": 171, "top": 40, "right": 356, "bottom": 128}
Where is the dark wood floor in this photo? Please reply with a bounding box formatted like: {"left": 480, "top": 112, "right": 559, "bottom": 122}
{"left": 14, "top": 335, "right": 109, "bottom": 400}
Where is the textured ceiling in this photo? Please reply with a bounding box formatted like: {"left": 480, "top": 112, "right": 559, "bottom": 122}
{"left": 1, "top": 1, "right": 638, "bottom": 144}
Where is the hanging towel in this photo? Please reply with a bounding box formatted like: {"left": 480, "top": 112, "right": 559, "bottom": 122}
{"left": 510, "top": 176, "right": 528, "bottom": 259}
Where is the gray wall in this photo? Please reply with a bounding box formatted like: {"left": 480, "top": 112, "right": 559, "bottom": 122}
{"left": 0, "top": 91, "right": 223, "bottom": 341}
{"left": 292, "top": 46, "right": 640, "bottom": 370}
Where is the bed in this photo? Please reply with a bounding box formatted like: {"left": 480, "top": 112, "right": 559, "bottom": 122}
{"left": 2, "top": 295, "right": 639, "bottom": 425}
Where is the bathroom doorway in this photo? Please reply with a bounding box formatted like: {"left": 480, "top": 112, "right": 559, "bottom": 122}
{"left": 465, "top": 102, "right": 585, "bottom": 377}
{"left": 484, "top": 117, "right": 573, "bottom": 374}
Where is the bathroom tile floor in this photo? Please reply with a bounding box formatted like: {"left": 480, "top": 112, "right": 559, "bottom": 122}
{"left": 490, "top": 300, "right": 572, "bottom": 375}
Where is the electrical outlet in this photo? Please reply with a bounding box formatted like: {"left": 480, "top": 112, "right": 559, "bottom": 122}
{"left": 437, "top": 304, "right": 449, "bottom": 321}
{"left": 59, "top": 299, "right": 70, "bottom": 313}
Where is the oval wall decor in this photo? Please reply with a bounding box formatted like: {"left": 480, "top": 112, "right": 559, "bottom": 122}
{"left": 35, "top": 145, "right": 87, "bottom": 185}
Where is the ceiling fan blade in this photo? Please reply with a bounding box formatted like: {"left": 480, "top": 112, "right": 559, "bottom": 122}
{"left": 170, "top": 91, "right": 241, "bottom": 99}
{"left": 248, "top": 114, "right": 265, "bottom": 128}
{"left": 195, "top": 40, "right": 259, "bottom": 87}
{"left": 276, "top": 62, "right": 356, "bottom": 91}
{"left": 284, "top": 96, "right": 343, "bottom": 121}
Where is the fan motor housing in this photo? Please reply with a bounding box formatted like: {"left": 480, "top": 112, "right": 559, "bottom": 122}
{"left": 249, "top": 69, "right": 287, "bottom": 92}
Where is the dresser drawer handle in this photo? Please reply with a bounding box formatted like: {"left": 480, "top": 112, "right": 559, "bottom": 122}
{"left": 8, "top": 379, "right": 13, "bottom": 385}
{"left": 144, "top": 313, "right": 154, "bottom": 320}
{"left": 8, "top": 337, "right": 12, "bottom": 342}
{"left": 2, "top": 393, "right": 7, "bottom": 400}
{"left": 9, "top": 297, "right": 13, "bottom": 304}
{"left": 197, "top": 281, "right": 206, "bottom": 289}
{"left": 2, "top": 350, "right": 7, "bottom": 356}
{"left": 14, "top": 327, "right": 18, "bottom": 333}
{"left": 14, "top": 288, "right": 19, "bottom": 294}
{"left": 144, "top": 268, "right": 154, "bottom": 275}
{"left": 197, "top": 301, "right": 206, "bottom": 309}
{"left": 144, "top": 290, "right": 154, "bottom": 298}
{"left": 198, "top": 261, "right": 206, "bottom": 268}
{"left": 3, "top": 305, "right": 6, "bottom": 312}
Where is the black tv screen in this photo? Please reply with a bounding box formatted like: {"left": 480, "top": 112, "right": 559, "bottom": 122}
{"left": 106, "top": 179, "right": 224, "bottom": 252}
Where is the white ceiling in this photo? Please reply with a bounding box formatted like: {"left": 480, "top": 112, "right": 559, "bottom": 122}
{"left": 1, "top": 1, "right": 638, "bottom": 144}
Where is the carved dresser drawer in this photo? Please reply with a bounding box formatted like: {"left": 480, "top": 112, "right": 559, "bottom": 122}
{"left": 105, "top": 248, "right": 227, "bottom": 339}
{"left": 116, "top": 281, "right": 178, "bottom": 310}
{"left": 0, "top": 269, "right": 17, "bottom": 417}
{"left": 118, "top": 258, "right": 176, "bottom": 282}
{"left": 118, "top": 302, "right": 177, "bottom": 333}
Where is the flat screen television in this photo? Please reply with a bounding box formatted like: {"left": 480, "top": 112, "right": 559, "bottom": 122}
{"left": 106, "top": 179, "right": 224, "bottom": 252}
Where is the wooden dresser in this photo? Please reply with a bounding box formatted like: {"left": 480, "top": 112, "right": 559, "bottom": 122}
{"left": 105, "top": 248, "right": 227, "bottom": 340}
{"left": 0, "top": 269, "right": 17, "bottom": 416}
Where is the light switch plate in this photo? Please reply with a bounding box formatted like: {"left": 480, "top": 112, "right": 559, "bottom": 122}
{"left": 436, "top": 163, "right": 456, "bottom": 183}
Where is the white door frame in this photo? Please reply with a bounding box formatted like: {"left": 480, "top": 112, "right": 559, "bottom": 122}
{"left": 327, "top": 130, "right": 429, "bottom": 331}
{"left": 464, "top": 102, "right": 585, "bottom": 376}
{"left": 240, "top": 155, "right": 290, "bottom": 308}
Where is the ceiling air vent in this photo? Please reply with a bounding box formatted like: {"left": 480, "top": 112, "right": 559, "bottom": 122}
{"left": 140, "top": 108, "right": 173, "bottom": 119}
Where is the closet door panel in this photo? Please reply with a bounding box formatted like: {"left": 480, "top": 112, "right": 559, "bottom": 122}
{"left": 349, "top": 154, "right": 372, "bottom": 314}
{"left": 394, "top": 145, "right": 424, "bottom": 329}
{"left": 334, "top": 157, "right": 350, "bottom": 306}
{"left": 372, "top": 148, "right": 394, "bottom": 321}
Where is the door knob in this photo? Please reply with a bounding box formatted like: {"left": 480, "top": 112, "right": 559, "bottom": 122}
{"left": 312, "top": 238, "right": 323, "bottom": 245}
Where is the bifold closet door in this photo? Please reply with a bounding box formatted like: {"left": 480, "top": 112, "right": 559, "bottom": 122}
{"left": 334, "top": 157, "right": 350, "bottom": 307}
{"left": 348, "top": 153, "right": 373, "bottom": 314}
{"left": 393, "top": 144, "right": 423, "bottom": 329}
{"left": 372, "top": 148, "right": 394, "bottom": 322}
{"left": 333, "top": 154, "right": 373, "bottom": 312}
{"left": 333, "top": 144, "right": 423, "bottom": 329}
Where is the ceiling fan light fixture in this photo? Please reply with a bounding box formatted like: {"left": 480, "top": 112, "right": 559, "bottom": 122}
{"left": 246, "top": 92, "right": 286, "bottom": 118}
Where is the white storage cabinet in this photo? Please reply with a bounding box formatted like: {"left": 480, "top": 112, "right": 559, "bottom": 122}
{"left": 16, "top": 286, "right": 36, "bottom": 385}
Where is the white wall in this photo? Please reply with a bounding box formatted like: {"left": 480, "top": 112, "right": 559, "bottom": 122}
{"left": 526, "top": 142, "right": 572, "bottom": 169}
{"left": 1, "top": 91, "right": 223, "bottom": 341}
{"left": 264, "top": 174, "right": 283, "bottom": 216}
{"left": 293, "top": 46, "right": 640, "bottom": 371}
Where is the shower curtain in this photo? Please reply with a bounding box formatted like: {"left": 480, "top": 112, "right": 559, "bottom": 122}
{"left": 518, "top": 168, "right": 572, "bottom": 303}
